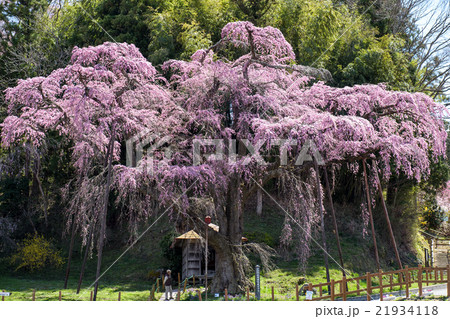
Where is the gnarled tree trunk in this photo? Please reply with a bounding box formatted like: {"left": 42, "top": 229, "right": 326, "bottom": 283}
{"left": 209, "top": 175, "right": 251, "bottom": 294}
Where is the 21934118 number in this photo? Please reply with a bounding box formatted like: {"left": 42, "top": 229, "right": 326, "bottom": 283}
{"left": 376, "top": 306, "right": 438, "bottom": 316}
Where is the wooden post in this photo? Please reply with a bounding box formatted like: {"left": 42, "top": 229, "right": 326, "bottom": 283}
{"left": 225, "top": 288, "right": 228, "bottom": 301}
{"left": 64, "top": 219, "right": 76, "bottom": 289}
{"left": 379, "top": 272, "right": 383, "bottom": 301}
{"left": 324, "top": 168, "right": 346, "bottom": 278}
{"left": 247, "top": 287, "right": 250, "bottom": 301}
{"left": 197, "top": 290, "right": 202, "bottom": 301}
{"left": 330, "top": 280, "right": 335, "bottom": 301}
{"left": 118, "top": 292, "right": 121, "bottom": 301}
{"left": 176, "top": 291, "right": 180, "bottom": 301}
{"left": 405, "top": 266, "right": 409, "bottom": 298}
{"left": 374, "top": 162, "right": 402, "bottom": 269}
{"left": 425, "top": 268, "right": 429, "bottom": 287}
{"left": 2, "top": 290, "right": 5, "bottom": 301}
{"left": 447, "top": 265, "right": 450, "bottom": 298}
{"left": 389, "top": 274, "right": 393, "bottom": 291}
{"left": 90, "top": 291, "right": 93, "bottom": 301}
{"left": 363, "top": 159, "right": 381, "bottom": 272}
{"left": 314, "top": 160, "right": 331, "bottom": 294}
{"left": 271, "top": 286, "right": 274, "bottom": 301}
{"left": 59, "top": 290, "right": 62, "bottom": 301}
{"left": 342, "top": 276, "right": 347, "bottom": 301}
{"left": 366, "top": 273, "right": 371, "bottom": 301}
{"left": 434, "top": 269, "right": 438, "bottom": 284}
{"left": 295, "top": 283, "right": 299, "bottom": 301}
{"left": 32, "top": 289, "right": 36, "bottom": 301}
{"left": 356, "top": 279, "right": 360, "bottom": 295}
{"left": 441, "top": 269, "right": 444, "bottom": 282}
{"left": 418, "top": 265, "right": 423, "bottom": 297}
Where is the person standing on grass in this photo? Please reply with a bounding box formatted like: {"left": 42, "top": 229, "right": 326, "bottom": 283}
{"left": 164, "top": 269, "right": 173, "bottom": 300}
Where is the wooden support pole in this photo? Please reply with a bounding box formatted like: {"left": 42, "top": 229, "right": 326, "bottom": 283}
{"left": 118, "top": 292, "right": 121, "bottom": 301}
{"left": 434, "top": 269, "right": 438, "bottom": 284}
{"left": 225, "top": 288, "right": 228, "bottom": 301}
{"left": 176, "top": 291, "right": 180, "bottom": 301}
{"left": 366, "top": 273, "right": 371, "bottom": 301}
{"left": 390, "top": 274, "right": 393, "bottom": 291}
{"left": 2, "top": 290, "right": 5, "bottom": 301}
{"left": 90, "top": 291, "right": 93, "bottom": 301}
{"left": 342, "top": 276, "right": 347, "bottom": 301}
{"left": 247, "top": 287, "right": 250, "bottom": 301}
{"left": 418, "top": 264, "right": 423, "bottom": 297}
{"left": 362, "top": 159, "right": 381, "bottom": 272}
{"left": 64, "top": 219, "right": 76, "bottom": 289}
{"left": 373, "top": 162, "right": 402, "bottom": 269}
{"left": 405, "top": 266, "right": 409, "bottom": 298}
{"left": 378, "top": 272, "right": 383, "bottom": 301}
{"left": 330, "top": 280, "right": 335, "bottom": 301}
{"left": 357, "top": 279, "right": 360, "bottom": 295}
{"left": 59, "top": 290, "right": 62, "bottom": 301}
{"left": 314, "top": 160, "right": 331, "bottom": 294}
{"left": 324, "top": 168, "right": 346, "bottom": 278}
{"left": 271, "top": 286, "right": 274, "bottom": 301}
{"left": 447, "top": 265, "right": 450, "bottom": 298}
{"left": 32, "top": 289, "right": 36, "bottom": 301}
{"left": 296, "top": 283, "right": 299, "bottom": 301}
{"left": 425, "top": 268, "right": 429, "bottom": 287}
{"left": 197, "top": 290, "right": 202, "bottom": 301}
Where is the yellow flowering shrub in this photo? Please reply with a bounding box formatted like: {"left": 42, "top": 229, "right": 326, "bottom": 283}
{"left": 10, "top": 233, "right": 64, "bottom": 272}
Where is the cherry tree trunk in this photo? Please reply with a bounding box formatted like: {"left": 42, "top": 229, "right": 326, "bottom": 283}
{"left": 209, "top": 176, "right": 251, "bottom": 294}
{"left": 256, "top": 187, "right": 263, "bottom": 216}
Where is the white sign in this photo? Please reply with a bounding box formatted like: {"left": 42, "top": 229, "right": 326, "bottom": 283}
{"left": 0, "top": 292, "right": 11, "bottom": 297}
{"left": 214, "top": 293, "right": 219, "bottom": 298}
{"left": 305, "top": 290, "right": 313, "bottom": 300}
